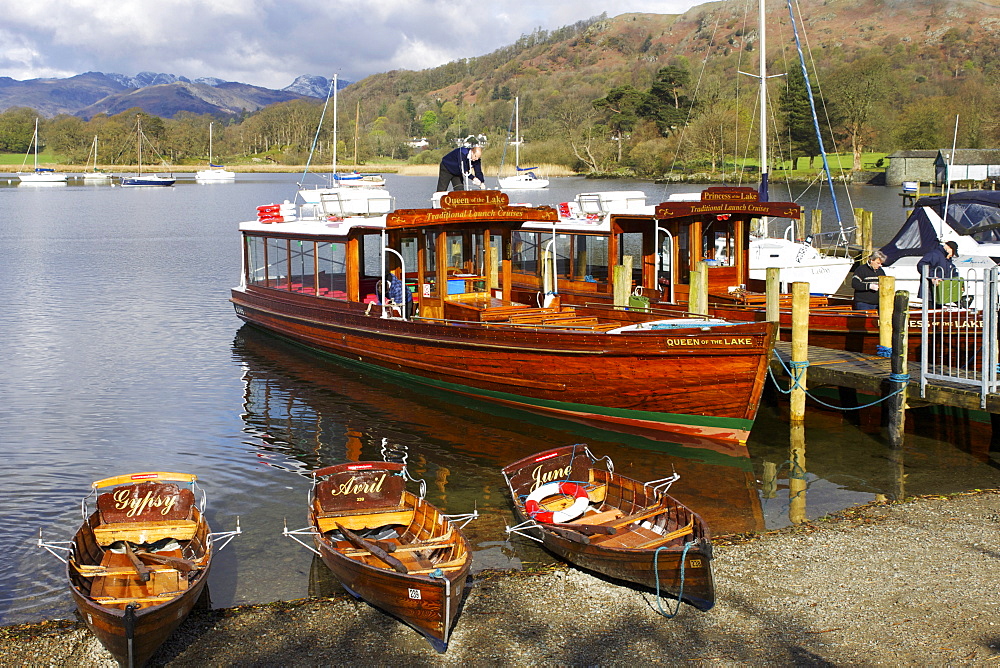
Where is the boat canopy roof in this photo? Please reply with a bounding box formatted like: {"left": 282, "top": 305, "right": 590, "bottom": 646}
{"left": 882, "top": 190, "right": 1000, "bottom": 264}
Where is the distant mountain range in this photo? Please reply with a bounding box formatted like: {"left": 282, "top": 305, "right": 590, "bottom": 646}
{"left": 0, "top": 72, "right": 348, "bottom": 119}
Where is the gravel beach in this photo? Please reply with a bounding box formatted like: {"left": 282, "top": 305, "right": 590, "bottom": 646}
{"left": 4, "top": 490, "right": 999, "bottom": 666}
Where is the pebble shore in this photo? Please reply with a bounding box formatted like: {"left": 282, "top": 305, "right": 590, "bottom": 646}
{"left": 3, "top": 490, "right": 999, "bottom": 666}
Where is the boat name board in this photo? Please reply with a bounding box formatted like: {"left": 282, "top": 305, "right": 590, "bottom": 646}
{"left": 655, "top": 201, "right": 801, "bottom": 220}
{"left": 387, "top": 205, "right": 558, "bottom": 228}
{"left": 528, "top": 463, "right": 574, "bottom": 493}
{"left": 441, "top": 191, "right": 510, "bottom": 208}
{"left": 111, "top": 488, "right": 178, "bottom": 518}
{"left": 326, "top": 473, "right": 388, "bottom": 498}
{"left": 665, "top": 337, "right": 755, "bottom": 347}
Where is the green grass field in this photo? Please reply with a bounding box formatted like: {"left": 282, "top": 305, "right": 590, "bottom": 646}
{"left": 0, "top": 151, "right": 64, "bottom": 166}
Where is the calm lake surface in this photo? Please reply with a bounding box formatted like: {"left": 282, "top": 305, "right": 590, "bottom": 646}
{"left": 1, "top": 173, "right": 997, "bottom": 626}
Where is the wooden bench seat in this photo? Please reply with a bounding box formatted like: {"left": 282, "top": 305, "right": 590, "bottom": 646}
{"left": 93, "top": 520, "right": 199, "bottom": 546}
{"left": 316, "top": 508, "right": 415, "bottom": 533}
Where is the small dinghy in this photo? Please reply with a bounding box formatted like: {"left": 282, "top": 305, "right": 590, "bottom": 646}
{"left": 503, "top": 444, "right": 715, "bottom": 612}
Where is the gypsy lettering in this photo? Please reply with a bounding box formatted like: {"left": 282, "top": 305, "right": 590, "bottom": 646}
{"left": 113, "top": 488, "right": 177, "bottom": 517}
{"left": 528, "top": 464, "right": 573, "bottom": 492}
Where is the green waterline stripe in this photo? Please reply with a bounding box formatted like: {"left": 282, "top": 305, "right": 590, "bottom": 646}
{"left": 273, "top": 332, "right": 754, "bottom": 433}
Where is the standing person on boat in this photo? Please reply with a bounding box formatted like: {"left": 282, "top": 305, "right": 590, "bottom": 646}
{"left": 436, "top": 136, "right": 486, "bottom": 192}
{"left": 851, "top": 250, "right": 887, "bottom": 311}
{"left": 916, "top": 240, "right": 959, "bottom": 307}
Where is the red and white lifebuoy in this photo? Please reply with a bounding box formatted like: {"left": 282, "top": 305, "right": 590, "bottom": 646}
{"left": 524, "top": 481, "right": 589, "bottom": 524}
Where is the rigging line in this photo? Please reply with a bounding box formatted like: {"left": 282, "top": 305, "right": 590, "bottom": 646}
{"left": 300, "top": 74, "right": 336, "bottom": 187}
{"left": 664, "top": 3, "right": 726, "bottom": 188}
{"left": 784, "top": 0, "right": 846, "bottom": 243}
{"left": 791, "top": 0, "right": 857, "bottom": 222}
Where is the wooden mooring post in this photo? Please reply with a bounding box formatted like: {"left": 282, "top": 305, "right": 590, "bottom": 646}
{"left": 878, "top": 275, "right": 896, "bottom": 354}
{"left": 790, "top": 282, "right": 810, "bottom": 422}
{"left": 766, "top": 267, "right": 780, "bottom": 341}
{"left": 884, "top": 290, "right": 910, "bottom": 446}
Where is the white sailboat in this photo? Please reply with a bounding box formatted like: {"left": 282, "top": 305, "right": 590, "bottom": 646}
{"left": 744, "top": 0, "right": 853, "bottom": 294}
{"left": 16, "top": 119, "right": 68, "bottom": 184}
{"left": 296, "top": 74, "right": 393, "bottom": 217}
{"left": 498, "top": 97, "right": 548, "bottom": 190}
{"left": 82, "top": 136, "right": 113, "bottom": 183}
{"left": 196, "top": 122, "right": 236, "bottom": 182}
{"left": 120, "top": 116, "right": 175, "bottom": 187}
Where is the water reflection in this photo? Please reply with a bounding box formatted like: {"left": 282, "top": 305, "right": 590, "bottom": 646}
{"left": 233, "top": 326, "right": 768, "bottom": 540}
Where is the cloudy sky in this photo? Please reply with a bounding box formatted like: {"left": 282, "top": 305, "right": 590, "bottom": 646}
{"left": 0, "top": 0, "right": 705, "bottom": 89}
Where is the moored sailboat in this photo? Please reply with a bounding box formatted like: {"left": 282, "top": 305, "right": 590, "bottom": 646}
{"left": 195, "top": 122, "right": 235, "bottom": 182}
{"left": 120, "top": 116, "right": 175, "bottom": 188}
{"left": 16, "top": 118, "right": 68, "bottom": 184}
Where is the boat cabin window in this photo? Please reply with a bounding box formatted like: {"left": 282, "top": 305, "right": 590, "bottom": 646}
{"left": 244, "top": 234, "right": 349, "bottom": 297}
{"left": 512, "top": 231, "right": 609, "bottom": 285}
{"left": 703, "top": 220, "right": 736, "bottom": 267}
{"left": 617, "top": 231, "right": 644, "bottom": 284}
{"left": 266, "top": 237, "right": 288, "bottom": 288}
{"left": 512, "top": 231, "right": 540, "bottom": 275}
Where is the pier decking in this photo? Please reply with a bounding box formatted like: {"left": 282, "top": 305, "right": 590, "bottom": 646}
{"left": 770, "top": 342, "right": 1000, "bottom": 413}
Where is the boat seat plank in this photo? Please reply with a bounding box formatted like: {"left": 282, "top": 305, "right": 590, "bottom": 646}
{"left": 596, "top": 502, "right": 669, "bottom": 530}
{"left": 93, "top": 520, "right": 199, "bottom": 546}
{"left": 570, "top": 509, "right": 624, "bottom": 526}
{"left": 634, "top": 519, "right": 695, "bottom": 549}
{"left": 407, "top": 559, "right": 468, "bottom": 575}
{"left": 589, "top": 525, "right": 663, "bottom": 549}
{"left": 317, "top": 509, "right": 414, "bottom": 533}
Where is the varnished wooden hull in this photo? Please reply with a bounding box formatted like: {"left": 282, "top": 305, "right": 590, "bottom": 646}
{"left": 503, "top": 447, "right": 715, "bottom": 611}
{"left": 310, "top": 492, "right": 470, "bottom": 649}
{"left": 67, "top": 510, "right": 212, "bottom": 667}
{"left": 232, "top": 286, "right": 776, "bottom": 444}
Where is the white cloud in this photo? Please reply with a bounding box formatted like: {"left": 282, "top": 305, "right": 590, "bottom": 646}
{"left": 0, "top": 0, "right": 703, "bottom": 88}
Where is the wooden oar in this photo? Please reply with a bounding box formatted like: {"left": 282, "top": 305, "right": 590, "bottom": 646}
{"left": 336, "top": 523, "right": 408, "bottom": 574}
{"left": 545, "top": 521, "right": 616, "bottom": 536}
{"left": 122, "top": 542, "right": 151, "bottom": 582}
{"left": 136, "top": 551, "right": 197, "bottom": 573}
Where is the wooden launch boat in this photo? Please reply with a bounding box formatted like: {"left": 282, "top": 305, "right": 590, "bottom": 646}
{"left": 38, "top": 472, "right": 239, "bottom": 667}
{"left": 506, "top": 187, "right": 981, "bottom": 360}
{"left": 284, "top": 461, "right": 475, "bottom": 651}
{"left": 502, "top": 445, "right": 715, "bottom": 611}
{"left": 231, "top": 189, "right": 777, "bottom": 447}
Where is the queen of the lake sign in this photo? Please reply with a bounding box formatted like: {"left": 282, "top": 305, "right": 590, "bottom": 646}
{"left": 387, "top": 189, "right": 558, "bottom": 228}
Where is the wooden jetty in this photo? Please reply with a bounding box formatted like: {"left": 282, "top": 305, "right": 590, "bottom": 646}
{"left": 769, "top": 342, "right": 1000, "bottom": 414}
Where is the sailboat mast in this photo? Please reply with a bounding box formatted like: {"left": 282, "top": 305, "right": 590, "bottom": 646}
{"left": 514, "top": 97, "right": 520, "bottom": 169}
{"left": 332, "top": 74, "right": 338, "bottom": 184}
{"left": 137, "top": 116, "right": 142, "bottom": 177}
{"left": 209, "top": 122, "right": 213, "bottom": 164}
{"left": 33, "top": 118, "right": 39, "bottom": 171}
{"left": 758, "top": 0, "right": 768, "bottom": 203}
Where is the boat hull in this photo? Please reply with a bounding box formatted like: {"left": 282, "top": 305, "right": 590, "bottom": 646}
{"left": 231, "top": 286, "right": 775, "bottom": 444}
{"left": 68, "top": 510, "right": 212, "bottom": 667}
{"left": 503, "top": 446, "right": 715, "bottom": 611}
{"left": 315, "top": 541, "right": 468, "bottom": 647}
{"left": 120, "top": 176, "right": 175, "bottom": 187}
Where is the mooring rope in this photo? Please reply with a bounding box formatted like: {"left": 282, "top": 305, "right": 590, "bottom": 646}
{"left": 654, "top": 540, "right": 695, "bottom": 619}
{"left": 769, "top": 354, "right": 909, "bottom": 410}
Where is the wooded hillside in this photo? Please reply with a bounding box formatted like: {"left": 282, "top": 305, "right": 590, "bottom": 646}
{"left": 4, "top": 0, "right": 1000, "bottom": 178}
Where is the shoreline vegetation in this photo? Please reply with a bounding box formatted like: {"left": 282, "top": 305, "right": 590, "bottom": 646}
{"left": 0, "top": 162, "right": 888, "bottom": 185}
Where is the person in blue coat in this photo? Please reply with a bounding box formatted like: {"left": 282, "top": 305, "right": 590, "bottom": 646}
{"left": 916, "top": 240, "right": 959, "bottom": 306}
{"left": 436, "top": 136, "right": 486, "bottom": 192}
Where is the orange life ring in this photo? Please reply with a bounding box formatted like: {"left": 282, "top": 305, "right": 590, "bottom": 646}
{"left": 524, "top": 481, "right": 589, "bottom": 524}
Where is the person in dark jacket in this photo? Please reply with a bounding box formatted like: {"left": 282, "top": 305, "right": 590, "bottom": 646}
{"left": 916, "top": 240, "right": 959, "bottom": 306}
{"left": 436, "top": 136, "right": 486, "bottom": 192}
{"left": 852, "top": 250, "right": 887, "bottom": 310}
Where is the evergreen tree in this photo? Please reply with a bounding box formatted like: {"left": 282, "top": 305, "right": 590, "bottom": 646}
{"left": 779, "top": 67, "right": 821, "bottom": 167}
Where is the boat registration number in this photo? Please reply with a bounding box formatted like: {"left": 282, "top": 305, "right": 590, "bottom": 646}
{"left": 408, "top": 588, "right": 422, "bottom": 600}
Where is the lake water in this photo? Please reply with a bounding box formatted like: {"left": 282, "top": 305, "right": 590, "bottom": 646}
{"left": 1, "top": 173, "right": 997, "bottom": 626}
